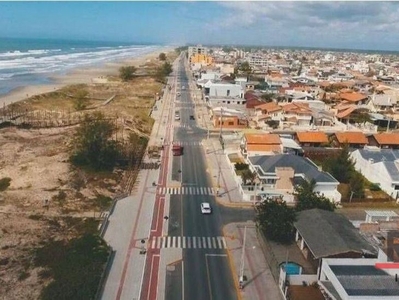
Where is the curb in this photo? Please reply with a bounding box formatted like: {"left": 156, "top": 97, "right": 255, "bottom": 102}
{"left": 216, "top": 197, "right": 254, "bottom": 208}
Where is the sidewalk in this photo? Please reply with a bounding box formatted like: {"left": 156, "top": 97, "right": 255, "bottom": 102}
{"left": 100, "top": 68, "right": 181, "bottom": 300}
{"left": 224, "top": 222, "right": 283, "bottom": 300}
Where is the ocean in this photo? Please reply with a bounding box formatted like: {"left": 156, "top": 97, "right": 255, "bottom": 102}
{"left": 0, "top": 37, "right": 162, "bottom": 96}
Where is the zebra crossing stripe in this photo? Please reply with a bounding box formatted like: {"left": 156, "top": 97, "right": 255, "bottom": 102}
{"left": 149, "top": 236, "right": 227, "bottom": 249}
{"left": 157, "top": 186, "right": 220, "bottom": 195}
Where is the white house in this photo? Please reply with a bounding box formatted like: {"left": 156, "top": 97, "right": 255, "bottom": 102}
{"left": 247, "top": 154, "right": 341, "bottom": 203}
{"left": 208, "top": 82, "right": 244, "bottom": 98}
{"left": 350, "top": 148, "right": 399, "bottom": 200}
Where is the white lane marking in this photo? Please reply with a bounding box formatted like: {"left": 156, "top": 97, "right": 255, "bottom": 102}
{"left": 212, "top": 237, "right": 217, "bottom": 249}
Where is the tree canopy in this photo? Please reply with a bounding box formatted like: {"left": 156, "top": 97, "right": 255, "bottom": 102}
{"left": 295, "top": 179, "right": 336, "bottom": 212}
{"left": 70, "top": 112, "right": 120, "bottom": 171}
{"left": 322, "top": 144, "right": 355, "bottom": 184}
{"left": 239, "top": 61, "right": 252, "bottom": 76}
{"left": 256, "top": 179, "right": 337, "bottom": 244}
{"left": 119, "top": 66, "right": 137, "bottom": 82}
{"left": 155, "top": 62, "right": 173, "bottom": 83}
{"left": 255, "top": 199, "right": 297, "bottom": 244}
{"left": 158, "top": 53, "right": 167, "bottom": 61}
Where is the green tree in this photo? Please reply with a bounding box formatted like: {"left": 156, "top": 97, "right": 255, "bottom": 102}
{"left": 351, "top": 109, "right": 372, "bottom": 125}
{"left": 159, "top": 52, "right": 167, "bottom": 61}
{"left": 349, "top": 171, "right": 365, "bottom": 199}
{"left": 155, "top": 62, "right": 173, "bottom": 83}
{"left": 70, "top": 112, "right": 120, "bottom": 171}
{"left": 256, "top": 199, "right": 297, "bottom": 244}
{"left": 119, "top": 66, "right": 137, "bottom": 81}
{"left": 295, "top": 179, "right": 336, "bottom": 212}
{"left": 241, "top": 169, "right": 256, "bottom": 184}
{"left": 322, "top": 144, "right": 355, "bottom": 183}
{"left": 261, "top": 93, "right": 274, "bottom": 102}
{"left": 239, "top": 61, "right": 252, "bottom": 77}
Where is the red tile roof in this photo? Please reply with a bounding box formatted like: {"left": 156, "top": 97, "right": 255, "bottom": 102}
{"left": 245, "top": 133, "right": 281, "bottom": 145}
{"left": 335, "top": 132, "right": 368, "bottom": 144}
{"left": 296, "top": 132, "right": 328, "bottom": 143}
{"left": 339, "top": 92, "right": 368, "bottom": 103}
{"left": 373, "top": 133, "right": 399, "bottom": 145}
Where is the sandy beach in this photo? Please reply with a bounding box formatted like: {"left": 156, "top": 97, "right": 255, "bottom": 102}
{"left": 0, "top": 46, "right": 173, "bottom": 108}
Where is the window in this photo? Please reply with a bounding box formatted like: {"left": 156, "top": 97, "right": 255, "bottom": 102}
{"left": 228, "top": 121, "right": 234, "bottom": 125}
{"left": 227, "top": 90, "right": 230, "bottom": 96}
{"left": 394, "top": 185, "right": 399, "bottom": 190}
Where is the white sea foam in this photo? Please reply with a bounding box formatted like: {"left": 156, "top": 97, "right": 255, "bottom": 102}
{"left": 0, "top": 45, "right": 160, "bottom": 78}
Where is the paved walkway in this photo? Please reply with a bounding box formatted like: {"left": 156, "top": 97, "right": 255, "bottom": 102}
{"left": 101, "top": 63, "right": 182, "bottom": 300}
{"left": 224, "top": 222, "right": 283, "bottom": 300}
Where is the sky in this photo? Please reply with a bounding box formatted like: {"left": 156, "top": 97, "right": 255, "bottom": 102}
{"left": 1, "top": 1, "right": 399, "bottom": 51}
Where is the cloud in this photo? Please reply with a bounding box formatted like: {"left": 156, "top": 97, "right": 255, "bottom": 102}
{"left": 210, "top": 2, "right": 399, "bottom": 49}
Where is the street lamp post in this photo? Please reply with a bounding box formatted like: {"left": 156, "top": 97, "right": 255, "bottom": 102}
{"left": 239, "top": 226, "right": 247, "bottom": 289}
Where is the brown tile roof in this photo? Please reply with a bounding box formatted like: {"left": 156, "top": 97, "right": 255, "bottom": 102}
{"left": 336, "top": 106, "right": 357, "bottom": 118}
{"left": 296, "top": 131, "right": 328, "bottom": 143}
{"left": 335, "top": 132, "right": 368, "bottom": 144}
{"left": 283, "top": 102, "right": 312, "bottom": 115}
{"left": 373, "top": 133, "right": 399, "bottom": 145}
{"left": 246, "top": 98, "right": 263, "bottom": 109}
{"left": 245, "top": 133, "right": 281, "bottom": 145}
{"left": 254, "top": 102, "right": 282, "bottom": 112}
{"left": 339, "top": 92, "right": 368, "bottom": 103}
{"left": 247, "top": 144, "right": 282, "bottom": 152}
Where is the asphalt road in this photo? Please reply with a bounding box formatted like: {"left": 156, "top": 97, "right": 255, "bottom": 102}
{"left": 165, "top": 57, "right": 254, "bottom": 300}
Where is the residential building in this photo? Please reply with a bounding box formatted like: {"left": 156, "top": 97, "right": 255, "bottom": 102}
{"left": 296, "top": 131, "right": 329, "bottom": 147}
{"left": 190, "top": 53, "right": 213, "bottom": 65}
{"left": 331, "top": 131, "right": 368, "bottom": 148}
{"left": 369, "top": 133, "right": 399, "bottom": 149}
{"left": 295, "top": 209, "right": 377, "bottom": 268}
{"left": 282, "top": 103, "right": 313, "bottom": 128}
{"left": 240, "top": 133, "right": 282, "bottom": 157}
{"left": 350, "top": 148, "right": 399, "bottom": 200}
{"left": 247, "top": 154, "right": 341, "bottom": 203}
{"left": 188, "top": 45, "right": 209, "bottom": 58}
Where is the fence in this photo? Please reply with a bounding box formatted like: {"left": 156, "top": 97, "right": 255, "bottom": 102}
{"left": 256, "top": 227, "right": 281, "bottom": 283}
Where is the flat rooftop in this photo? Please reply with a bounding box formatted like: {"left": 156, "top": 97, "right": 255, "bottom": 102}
{"left": 330, "top": 265, "right": 399, "bottom": 296}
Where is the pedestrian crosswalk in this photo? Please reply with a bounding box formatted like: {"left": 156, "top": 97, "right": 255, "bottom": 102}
{"left": 164, "top": 141, "right": 204, "bottom": 146}
{"left": 157, "top": 186, "right": 216, "bottom": 195}
{"left": 149, "top": 236, "right": 227, "bottom": 249}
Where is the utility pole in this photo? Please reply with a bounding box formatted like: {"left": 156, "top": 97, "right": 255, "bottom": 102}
{"left": 217, "top": 108, "right": 223, "bottom": 194}
{"left": 239, "top": 226, "right": 247, "bottom": 289}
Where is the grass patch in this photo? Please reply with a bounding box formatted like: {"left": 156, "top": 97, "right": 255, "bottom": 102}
{"left": 34, "top": 234, "right": 110, "bottom": 300}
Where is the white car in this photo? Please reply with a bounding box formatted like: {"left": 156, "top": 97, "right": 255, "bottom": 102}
{"left": 201, "top": 202, "right": 212, "bottom": 214}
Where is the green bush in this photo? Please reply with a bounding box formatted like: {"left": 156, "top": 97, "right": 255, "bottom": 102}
{"left": 369, "top": 183, "right": 381, "bottom": 191}
{"left": 119, "top": 66, "right": 137, "bottom": 81}
{"left": 0, "top": 177, "right": 11, "bottom": 191}
{"left": 235, "top": 163, "right": 249, "bottom": 171}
